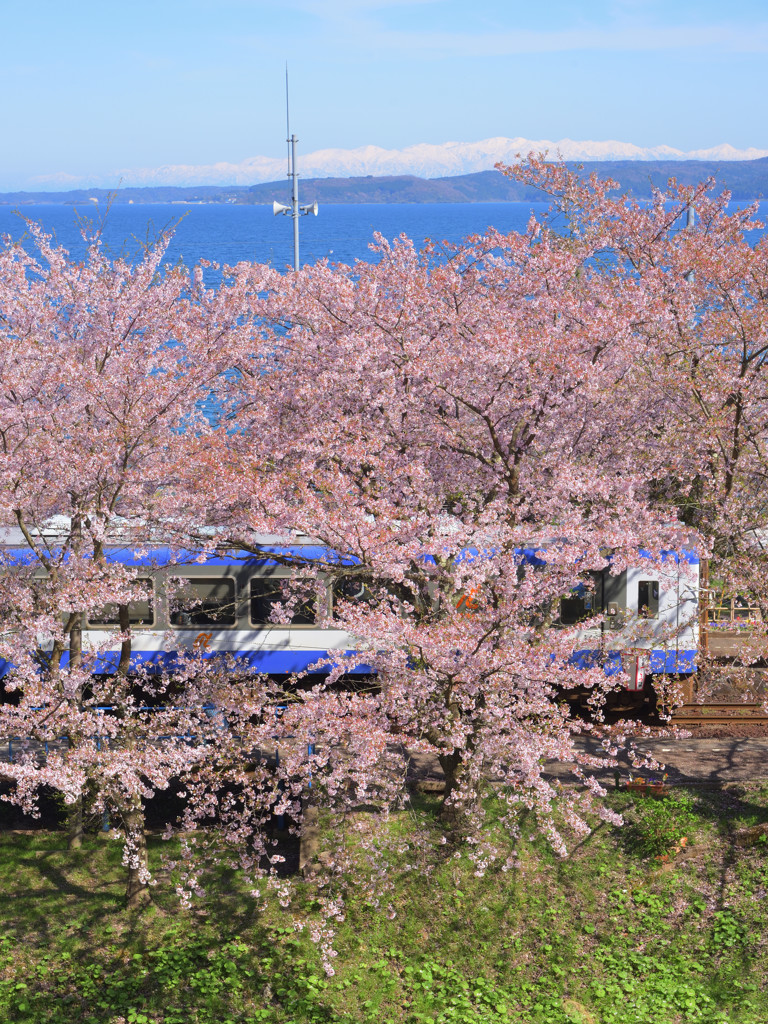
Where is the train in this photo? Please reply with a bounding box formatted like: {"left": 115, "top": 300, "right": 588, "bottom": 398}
{"left": 36, "top": 539, "right": 706, "bottom": 687}
{"left": 566, "top": 549, "right": 700, "bottom": 689}
{"left": 0, "top": 526, "right": 704, "bottom": 698}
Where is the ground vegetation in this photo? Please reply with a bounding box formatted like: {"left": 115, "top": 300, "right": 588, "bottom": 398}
{"left": 0, "top": 783, "right": 764, "bottom": 1023}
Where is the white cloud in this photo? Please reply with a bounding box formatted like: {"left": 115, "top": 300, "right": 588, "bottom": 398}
{"left": 16, "top": 136, "right": 767, "bottom": 192}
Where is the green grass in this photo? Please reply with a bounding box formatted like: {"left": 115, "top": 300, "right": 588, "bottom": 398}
{"left": 0, "top": 783, "right": 766, "bottom": 1022}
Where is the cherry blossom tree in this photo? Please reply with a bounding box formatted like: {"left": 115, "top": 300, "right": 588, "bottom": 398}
{"left": 6, "top": 155, "right": 764, "bottom": 934}
{"left": 500, "top": 156, "right": 768, "bottom": 691}
{"left": 202, "top": 212, "right": 691, "bottom": 896}
{"left": 0, "top": 223, "right": 277, "bottom": 905}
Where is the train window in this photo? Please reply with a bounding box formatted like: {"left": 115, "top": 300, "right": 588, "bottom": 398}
{"left": 250, "top": 577, "right": 315, "bottom": 626}
{"left": 170, "top": 578, "right": 237, "bottom": 627}
{"left": 559, "top": 595, "right": 592, "bottom": 625}
{"left": 333, "top": 577, "right": 376, "bottom": 607}
{"left": 638, "top": 580, "right": 659, "bottom": 619}
{"left": 89, "top": 578, "right": 154, "bottom": 626}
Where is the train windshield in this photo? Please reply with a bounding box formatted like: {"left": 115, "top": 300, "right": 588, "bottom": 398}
{"left": 559, "top": 594, "right": 593, "bottom": 624}
{"left": 558, "top": 574, "right": 601, "bottom": 625}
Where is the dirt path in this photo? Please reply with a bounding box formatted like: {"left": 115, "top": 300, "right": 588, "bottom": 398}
{"left": 546, "top": 736, "right": 768, "bottom": 786}
{"left": 404, "top": 737, "right": 768, "bottom": 791}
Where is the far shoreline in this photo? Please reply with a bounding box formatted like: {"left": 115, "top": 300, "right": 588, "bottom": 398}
{"left": 2, "top": 156, "right": 768, "bottom": 207}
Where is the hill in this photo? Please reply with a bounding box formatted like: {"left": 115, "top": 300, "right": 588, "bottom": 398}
{"left": 2, "top": 157, "right": 768, "bottom": 206}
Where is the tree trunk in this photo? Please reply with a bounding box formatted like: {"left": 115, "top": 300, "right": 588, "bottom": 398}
{"left": 67, "top": 612, "right": 85, "bottom": 850}
{"left": 437, "top": 749, "right": 466, "bottom": 824}
{"left": 123, "top": 797, "right": 150, "bottom": 909}
{"left": 117, "top": 604, "right": 132, "bottom": 677}
{"left": 67, "top": 799, "right": 84, "bottom": 849}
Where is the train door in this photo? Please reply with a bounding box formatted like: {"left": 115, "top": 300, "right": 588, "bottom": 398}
{"left": 602, "top": 570, "right": 628, "bottom": 633}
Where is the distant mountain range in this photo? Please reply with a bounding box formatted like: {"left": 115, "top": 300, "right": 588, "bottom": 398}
{"left": 139, "top": 138, "right": 768, "bottom": 186}
{"left": 214, "top": 137, "right": 768, "bottom": 182}
{"left": 21, "top": 137, "right": 768, "bottom": 192}
{"left": 4, "top": 156, "right": 768, "bottom": 206}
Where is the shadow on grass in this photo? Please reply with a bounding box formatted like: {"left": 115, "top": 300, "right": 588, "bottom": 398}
{"left": 0, "top": 829, "right": 351, "bottom": 1023}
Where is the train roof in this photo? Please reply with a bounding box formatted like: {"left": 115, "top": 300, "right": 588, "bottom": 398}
{"left": 0, "top": 519, "right": 700, "bottom": 567}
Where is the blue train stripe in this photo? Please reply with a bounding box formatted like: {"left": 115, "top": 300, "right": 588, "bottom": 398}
{"left": 50, "top": 649, "right": 375, "bottom": 676}
{"left": 570, "top": 649, "right": 697, "bottom": 674}
{"left": 1, "top": 545, "right": 359, "bottom": 569}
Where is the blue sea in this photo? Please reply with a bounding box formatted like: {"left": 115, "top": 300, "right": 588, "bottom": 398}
{"left": 0, "top": 202, "right": 547, "bottom": 271}
{"left": 1, "top": 200, "right": 766, "bottom": 275}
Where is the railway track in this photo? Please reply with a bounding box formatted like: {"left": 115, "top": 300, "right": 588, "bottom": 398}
{"left": 671, "top": 702, "right": 768, "bottom": 726}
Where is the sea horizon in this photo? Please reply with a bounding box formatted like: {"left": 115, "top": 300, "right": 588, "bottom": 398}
{"left": 2, "top": 200, "right": 766, "bottom": 274}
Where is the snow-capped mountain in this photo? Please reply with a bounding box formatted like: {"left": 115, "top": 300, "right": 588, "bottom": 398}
{"left": 32, "top": 138, "right": 768, "bottom": 191}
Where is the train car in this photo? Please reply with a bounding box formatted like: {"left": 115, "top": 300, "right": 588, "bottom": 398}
{"left": 0, "top": 525, "right": 370, "bottom": 679}
{"left": 556, "top": 548, "right": 700, "bottom": 703}
{"left": 78, "top": 544, "right": 372, "bottom": 678}
{"left": 0, "top": 527, "right": 701, "bottom": 696}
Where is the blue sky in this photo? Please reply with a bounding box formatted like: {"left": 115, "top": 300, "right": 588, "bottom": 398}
{"left": 2, "top": 0, "right": 767, "bottom": 190}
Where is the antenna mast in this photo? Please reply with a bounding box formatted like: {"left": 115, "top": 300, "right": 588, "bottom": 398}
{"left": 684, "top": 205, "right": 695, "bottom": 284}
{"left": 273, "top": 65, "right": 318, "bottom": 272}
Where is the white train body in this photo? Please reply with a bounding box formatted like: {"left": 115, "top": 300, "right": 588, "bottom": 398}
{"left": 1, "top": 531, "right": 700, "bottom": 686}
{"left": 567, "top": 550, "right": 699, "bottom": 686}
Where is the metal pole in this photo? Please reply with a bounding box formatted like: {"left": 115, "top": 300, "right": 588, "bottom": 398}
{"left": 277, "top": 70, "right": 316, "bottom": 270}
{"left": 684, "top": 205, "right": 695, "bottom": 284}
{"left": 291, "top": 134, "right": 300, "bottom": 272}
